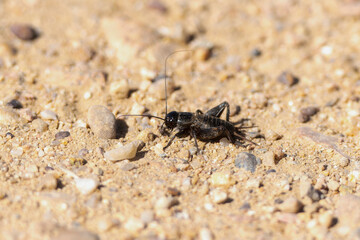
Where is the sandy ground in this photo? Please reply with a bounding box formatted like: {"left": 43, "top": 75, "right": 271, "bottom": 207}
{"left": 1, "top": 0, "right": 360, "bottom": 239}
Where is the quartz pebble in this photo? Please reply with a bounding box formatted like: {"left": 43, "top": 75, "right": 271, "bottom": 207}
{"left": 278, "top": 197, "right": 303, "bottom": 213}
{"left": 10, "top": 24, "right": 38, "bottom": 41}
{"left": 209, "top": 171, "right": 235, "bottom": 187}
{"left": 235, "top": 152, "right": 260, "bottom": 173}
{"left": 104, "top": 141, "right": 138, "bottom": 162}
{"left": 40, "top": 109, "right": 58, "bottom": 120}
{"left": 210, "top": 189, "right": 228, "bottom": 204}
{"left": 10, "top": 147, "right": 23, "bottom": 157}
{"left": 75, "top": 178, "right": 99, "bottom": 195}
{"left": 54, "top": 229, "right": 99, "bottom": 240}
{"left": 199, "top": 228, "right": 213, "bottom": 240}
{"left": 88, "top": 105, "right": 116, "bottom": 139}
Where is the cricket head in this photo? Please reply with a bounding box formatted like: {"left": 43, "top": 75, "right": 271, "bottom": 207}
{"left": 165, "top": 111, "right": 178, "bottom": 129}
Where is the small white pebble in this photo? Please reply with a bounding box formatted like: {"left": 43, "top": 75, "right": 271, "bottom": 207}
{"left": 83, "top": 91, "right": 92, "bottom": 100}
{"left": 38, "top": 149, "right": 45, "bottom": 157}
{"left": 104, "top": 141, "right": 138, "bottom": 162}
{"left": 40, "top": 109, "right": 58, "bottom": 120}
{"left": 130, "top": 102, "right": 146, "bottom": 115}
{"left": 321, "top": 46, "right": 333, "bottom": 56}
{"left": 10, "top": 147, "right": 23, "bottom": 157}
{"left": 210, "top": 189, "right": 228, "bottom": 204}
{"left": 124, "top": 217, "right": 144, "bottom": 233}
{"left": 75, "top": 178, "right": 99, "bottom": 195}
{"left": 199, "top": 228, "right": 213, "bottom": 240}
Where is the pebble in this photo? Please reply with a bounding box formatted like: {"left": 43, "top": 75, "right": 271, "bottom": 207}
{"left": 194, "top": 48, "right": 211, "bottom": 61}
{"left": 262, "top": 151, "right": 276, "bottom": 166}
{"left": 74, "top": 177, "right": 99, "bottom": 195}
{"left": 234, "top": 152, "right": 260, "bottom": 173}
{"left": 10, "top": 24, "right": 38, "bottom": 41}
{"left": 199, "top": 228, "right": 213, "bottom": 240}
{"left": 130, "top": 102, "right": 146, "bottom": 115}
{"left": 167, "top": 187, "right": 181, "bottom": 197}
{"left": 209, "top": 171, "right": 235, "bottom": 187}
{"left": 39, "top": 174, "right": 58, "bottom": 190}
{"left": 0, "top": 107, "right": 20, "bottom": 125}
{"left": 109, "top": 79, "right": 130, "bottom": 99}
{"left": 318, "top": 211, "right": 334, "bottom": 228}
{"left": 328, "top": 180, "right": 340, "bottom": 191}
{"left": 298, "top": 106, "right": 319, "bottom": 123}
{"left": 124, "top": 217, "right": 145, "bottom": 234}
{"left": 155, "top": 196, "right": 179, "bottom": 209}
{"left": 40, "top": 109, "right": 58, "bottom": 120}
{"left": 140, "top": 210, "right": 155, "bottom": 224}
{"left": 349, "top": 170, "right": 360, "bottom": 183}
{"left": 266, "top": 130, "right": 283, "bottom": 141}
{"left": 117, "top": 160, "right": 137, "bottom": 171}
{"left": 96, "top": 217, "right": 116, "bottom": 232}
{"left": 88, "top": 105, "right": 116, "bottom": 139}
{"left": 246, "top": 177, "right": 262, "bottom": 188}
{"left": 278, "top": 197, "right": 303, "bottom": 213}
{"left": 54, "top": 229, "right": 99, "bottom": 240}
{"left": 6, "top": 132, "right": 14, "bottom": 138}
{"left": 250, "top": 48, "right": 262, "bottom": 58}
{"left": 210, "top": 189, "right": 228, "bottom": 204}
{"left": 6, "top": 99, "right": 23, "bottom": 109}
{"left": 104, "top": 141, "right": 138, "bottom": 162}
{"left": 55, "top": 131, "right": 70, "bottom": 140}
{"left": 10, "top": 147, "right": 23, "bottom": 157}
{"left": 277, "top": 71, "right": 299, "bottom": 87}
{"left": 336, "top": 194, "right": 360, "bottom": 228}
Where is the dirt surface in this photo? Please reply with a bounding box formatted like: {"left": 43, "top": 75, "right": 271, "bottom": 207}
{"left": 1, "top": 0, "right": 360, "bottom": 239}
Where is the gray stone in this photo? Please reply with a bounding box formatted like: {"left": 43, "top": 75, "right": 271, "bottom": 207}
{"left": 235, "top": 152, "right": 260, "bottom": 173}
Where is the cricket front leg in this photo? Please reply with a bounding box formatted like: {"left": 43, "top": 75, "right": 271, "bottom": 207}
{"left": 204, "top": 101, "right": 230, "bottom": 121}
{"left": 163, "top": 129, "right": 186, "bottom": 150}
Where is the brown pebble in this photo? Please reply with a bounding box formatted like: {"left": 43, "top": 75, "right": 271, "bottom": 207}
{"left": 55, "top": 131, "right": 71, "bottom": 140}
{"left": 10, "top": 24, "right": 38, "bottom": 41}
{"left": 277, "top": 71, "right": 299, "bottom": 87}
{"left": 278, "top": 197, "right": 303, "bottom": 213}
{"left": 167, "top": 187, "right": 181, "bottom": 196}
{"left": 39, "top": 174, "right": 58, "bottom": 190}
{"left": 299, "top": 106, "right": 319, "bottom": 123}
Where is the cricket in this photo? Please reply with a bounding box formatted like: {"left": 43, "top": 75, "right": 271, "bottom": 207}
{"left": 122, "top": 50, "right": 256, "bottom": 153}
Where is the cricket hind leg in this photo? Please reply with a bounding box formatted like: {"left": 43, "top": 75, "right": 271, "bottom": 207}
{"left": 205, "top": 101, "right": 230, "bottom": 121}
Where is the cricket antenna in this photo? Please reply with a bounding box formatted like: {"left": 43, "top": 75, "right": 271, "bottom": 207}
{"left": 120, "top": 114, "right": 165, "bottom": 121}
{"left": 164, "top": 50, "right": 193, "bottom": 117}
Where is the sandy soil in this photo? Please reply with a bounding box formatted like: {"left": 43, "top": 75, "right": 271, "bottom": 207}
{"left": 1, "top": 0, "right": 360, "bottom": 239}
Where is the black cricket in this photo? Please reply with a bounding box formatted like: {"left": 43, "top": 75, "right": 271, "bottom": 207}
{"left": 122, "top": 50, "right": 255, "bottom": 152}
